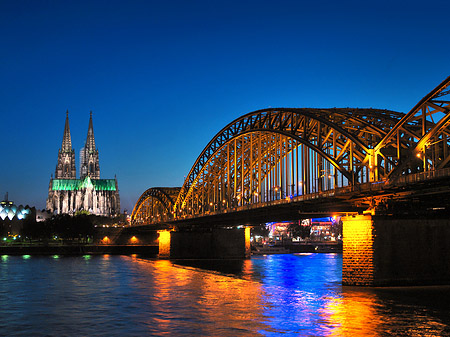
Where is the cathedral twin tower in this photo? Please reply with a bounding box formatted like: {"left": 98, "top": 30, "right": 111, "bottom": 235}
{"left": 46, "top": 112, "right": 120, "bottom": 216}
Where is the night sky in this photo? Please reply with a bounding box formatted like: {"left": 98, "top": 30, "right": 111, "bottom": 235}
{"left": 1, "top": 0, "right": 449, "bottom": 213}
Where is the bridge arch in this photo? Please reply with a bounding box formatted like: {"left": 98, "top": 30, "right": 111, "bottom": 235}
{"left": 174, "top": 108, "right": 402, "bottom": 214}
{"left": 131, "top": 187, "right": 180, "bottom": 225}
{"left": 374, "top": 76, "right": 450, "bottom": 180}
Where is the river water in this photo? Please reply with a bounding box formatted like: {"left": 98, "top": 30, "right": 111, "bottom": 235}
{"left": 0, "top": 253, "right": 449, "bottom": 336}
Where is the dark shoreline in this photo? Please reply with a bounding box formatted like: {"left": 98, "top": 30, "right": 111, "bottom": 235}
{"left": 1, "top": 242, "right": 342, "bottom": 256}
{"left": 0, "top": 245, "right": 159, "bottom": 256}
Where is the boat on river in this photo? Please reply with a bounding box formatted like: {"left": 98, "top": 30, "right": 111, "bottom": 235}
{"left": 252, "top": 245, "right": 290, "bottom": 255}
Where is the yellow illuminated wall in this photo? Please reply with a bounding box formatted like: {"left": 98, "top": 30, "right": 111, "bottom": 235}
{"left": 129, "top": 236, "right": 140, "bottom": 245}
{"left": 101, "top": 236, "right": 111, "bottom": 244}
{"left": 342, "top": 215, "right": 374, "bottom": 286}
{"left": 245, "top": 227, "right": 251, "bottom": 258}
{"left": 158, "top": 230, "right": 171, "bottom": 258}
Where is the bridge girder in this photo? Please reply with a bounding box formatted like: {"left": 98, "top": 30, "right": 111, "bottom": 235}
{"left": 174, "top": 108, "right": 403, "bottom": 215}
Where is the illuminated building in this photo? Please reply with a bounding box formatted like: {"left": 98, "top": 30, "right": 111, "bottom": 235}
{"left": 0, "top": 194, "right": 33, "bottom": 221}
{"left": 310, "top": 217, "right": 341, "bottom": 241}
{"left": 0, "top": 193, "right": 35, "bottom": 235}
{"left": 46, "top": 111, "right": 120, "bottom": 216}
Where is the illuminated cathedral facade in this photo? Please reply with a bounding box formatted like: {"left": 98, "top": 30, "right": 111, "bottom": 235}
{"left": 46, "top": 112, "right": 120, "bottom": 216}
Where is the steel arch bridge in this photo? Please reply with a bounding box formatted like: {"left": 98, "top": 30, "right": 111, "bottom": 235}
{"left": 131, "top": 187, "right": 180, "bottom": 225}
{"left": 131, "top": 76, "right": 450, "bottom": 225}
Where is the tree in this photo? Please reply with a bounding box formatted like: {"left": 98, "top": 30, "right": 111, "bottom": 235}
{"left": 75, "top": 214, "right": 94, "bottom": 243}
{"left": 288, "top": 221, "right": 311, "bottom": 239}
{"left": 251, "top": 224, "right": 270, "bottom": 238}
{"left": 20, "top": 215, "right": 39, "bottom": 242}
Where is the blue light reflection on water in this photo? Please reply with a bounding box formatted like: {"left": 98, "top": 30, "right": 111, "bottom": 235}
{"left": 250, "top": 253, "right": 343, "bottom": 336}
{"left": 1, "top": 253, "right": 450, "bottom": 336}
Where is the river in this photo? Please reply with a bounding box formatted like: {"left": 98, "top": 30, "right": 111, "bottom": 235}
{"left": 0, "top": 253, "right": 449, "bottom": 336}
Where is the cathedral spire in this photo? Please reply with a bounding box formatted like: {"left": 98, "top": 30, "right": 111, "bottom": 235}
{"left": 61, "top": 110, "right": 72, "bottom": 152}
{"left": 85, "top": 111, "right": 96, "bottom": 152}
{"left": 55, "top": 111, "right": 76, "bottom": 179}
{"left": 80, "top": 111, "right": 100, "bottom": 180}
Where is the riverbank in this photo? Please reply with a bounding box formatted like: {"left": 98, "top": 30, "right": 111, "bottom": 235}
{"left": 287, "top": 241, "right": 342, "bottom": 253}
{"left": 0, "top": 244, "right": 159, "bottom": 256}
{"left": 253, "top": 241, "right": 342, "bottom": 254}
{"left": 0, "top": 241, "right": 342, "bottom": 257}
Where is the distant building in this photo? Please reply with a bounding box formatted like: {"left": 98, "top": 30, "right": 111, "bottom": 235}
{"left": 0, "top": 193, "right": 35, "bottom": 235}
{"left": 36, "top": 209, "right": 52, "bottom": 222}
{"left": 310, "top": 217, "right": 341, "bottom": 241}
{"left": 0, "top": 193, "right": 33, "bottom": 221}
{"left": 46, "top": 112, "right": 120, "bottom": 216}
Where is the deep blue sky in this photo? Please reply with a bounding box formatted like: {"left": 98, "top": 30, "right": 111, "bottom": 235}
{"left": 1, "top": 0, "right": 449, "bottom": 212}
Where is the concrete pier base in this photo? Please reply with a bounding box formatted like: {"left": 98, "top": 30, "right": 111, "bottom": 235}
{"left": 158, "top": 227, "right": 251, "bottom": 259}
{"left": 342, "top": 214, "right": 450, "bottom": 286}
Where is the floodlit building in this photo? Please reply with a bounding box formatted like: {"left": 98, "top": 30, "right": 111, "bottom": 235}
{"left": 0, "top": 194, "right": 33, "bottom": 221}
{"left": 0, "top": 193, "right": 35, "bottom": 235}
{"left": 46, "top": 112, "right": 120, "bottom": 216}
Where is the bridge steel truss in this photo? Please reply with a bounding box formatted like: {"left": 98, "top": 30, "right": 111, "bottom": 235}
{"left": 173, "top": 107, "right": 405, "bottom": 217}
{"left": 131, "top": 187, "right": 180, "bottom": 224}
{"left": 131, "top": 76, "right": 450, "bottom": 224}
{"left": 375, "top": 76, "right": 450, "bottom": 182}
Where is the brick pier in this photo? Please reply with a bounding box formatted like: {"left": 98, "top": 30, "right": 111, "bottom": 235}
{"left": 342, "top": 214, "right": 450, "bottom": 286}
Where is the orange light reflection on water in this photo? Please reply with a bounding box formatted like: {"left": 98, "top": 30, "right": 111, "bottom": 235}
{"left": 321, "top": 291, "right": 380, "bottom": 336}
{"left": 134, "top": 258, "right": 268, "bottom": 335}
{"left": 321, "top": 287, "right": 450, "bottom": 337}
{"left": 127, "top": 255, "right": 450, "bottom": 336}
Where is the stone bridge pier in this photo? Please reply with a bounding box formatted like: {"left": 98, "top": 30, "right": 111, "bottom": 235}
{"left": 155, "top": 215, "right": 450, "bottom": 287}
{"left": 342, "top": 214, "right": 450, "bottom": 286}
{"left": 158, "top": 227, "right": 251, "bottom": 260}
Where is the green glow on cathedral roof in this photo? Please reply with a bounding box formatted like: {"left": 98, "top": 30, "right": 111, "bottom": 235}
{"left": 52, "top": 177, "right": 116, "bottom": 191}
{"left": 92, "top": 179, "right": 116, "bottom": 191}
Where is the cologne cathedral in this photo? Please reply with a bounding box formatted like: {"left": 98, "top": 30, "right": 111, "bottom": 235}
{"left": 46, "top": 112, "right": 120, "bottom": 216}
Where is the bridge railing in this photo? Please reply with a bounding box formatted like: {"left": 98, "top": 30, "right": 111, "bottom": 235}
{"left": 395, "top": 167, "right": 450, "bottom": 186}
{"left": 173, "top": 187, "right": 355, "bottom": 221}
{"left": 134, "top": 168, "right": 450, "bottom": 225}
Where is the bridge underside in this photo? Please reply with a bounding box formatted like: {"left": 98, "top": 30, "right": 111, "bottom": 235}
{"left": 165, "top": 197, "right": 361, "bottom": 228}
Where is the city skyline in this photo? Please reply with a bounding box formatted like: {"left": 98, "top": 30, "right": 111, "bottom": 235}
{"left": 1, "top": 0, "right": 450, "bottom": 212}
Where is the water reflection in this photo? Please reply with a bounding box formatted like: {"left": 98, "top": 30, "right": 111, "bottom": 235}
{"left": 251, "top": 254, "right": 343, "bottom": 336}
{"left": 323, "top": 287, "right": 450, "bottom": 337}
{"left": 249, "top": 254, "right": 450, "bottom": 336}
{"left": 0, "top": 254, "right": 449, "bottom": 336}
{"left": 172, "top": 259, "right": 246, "bottom": 275}
{"left": 322, "top": 291, "right": 380, "bottom": 336}
{"left": 136, "top": 259, "right": 268, "bottom": 336}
